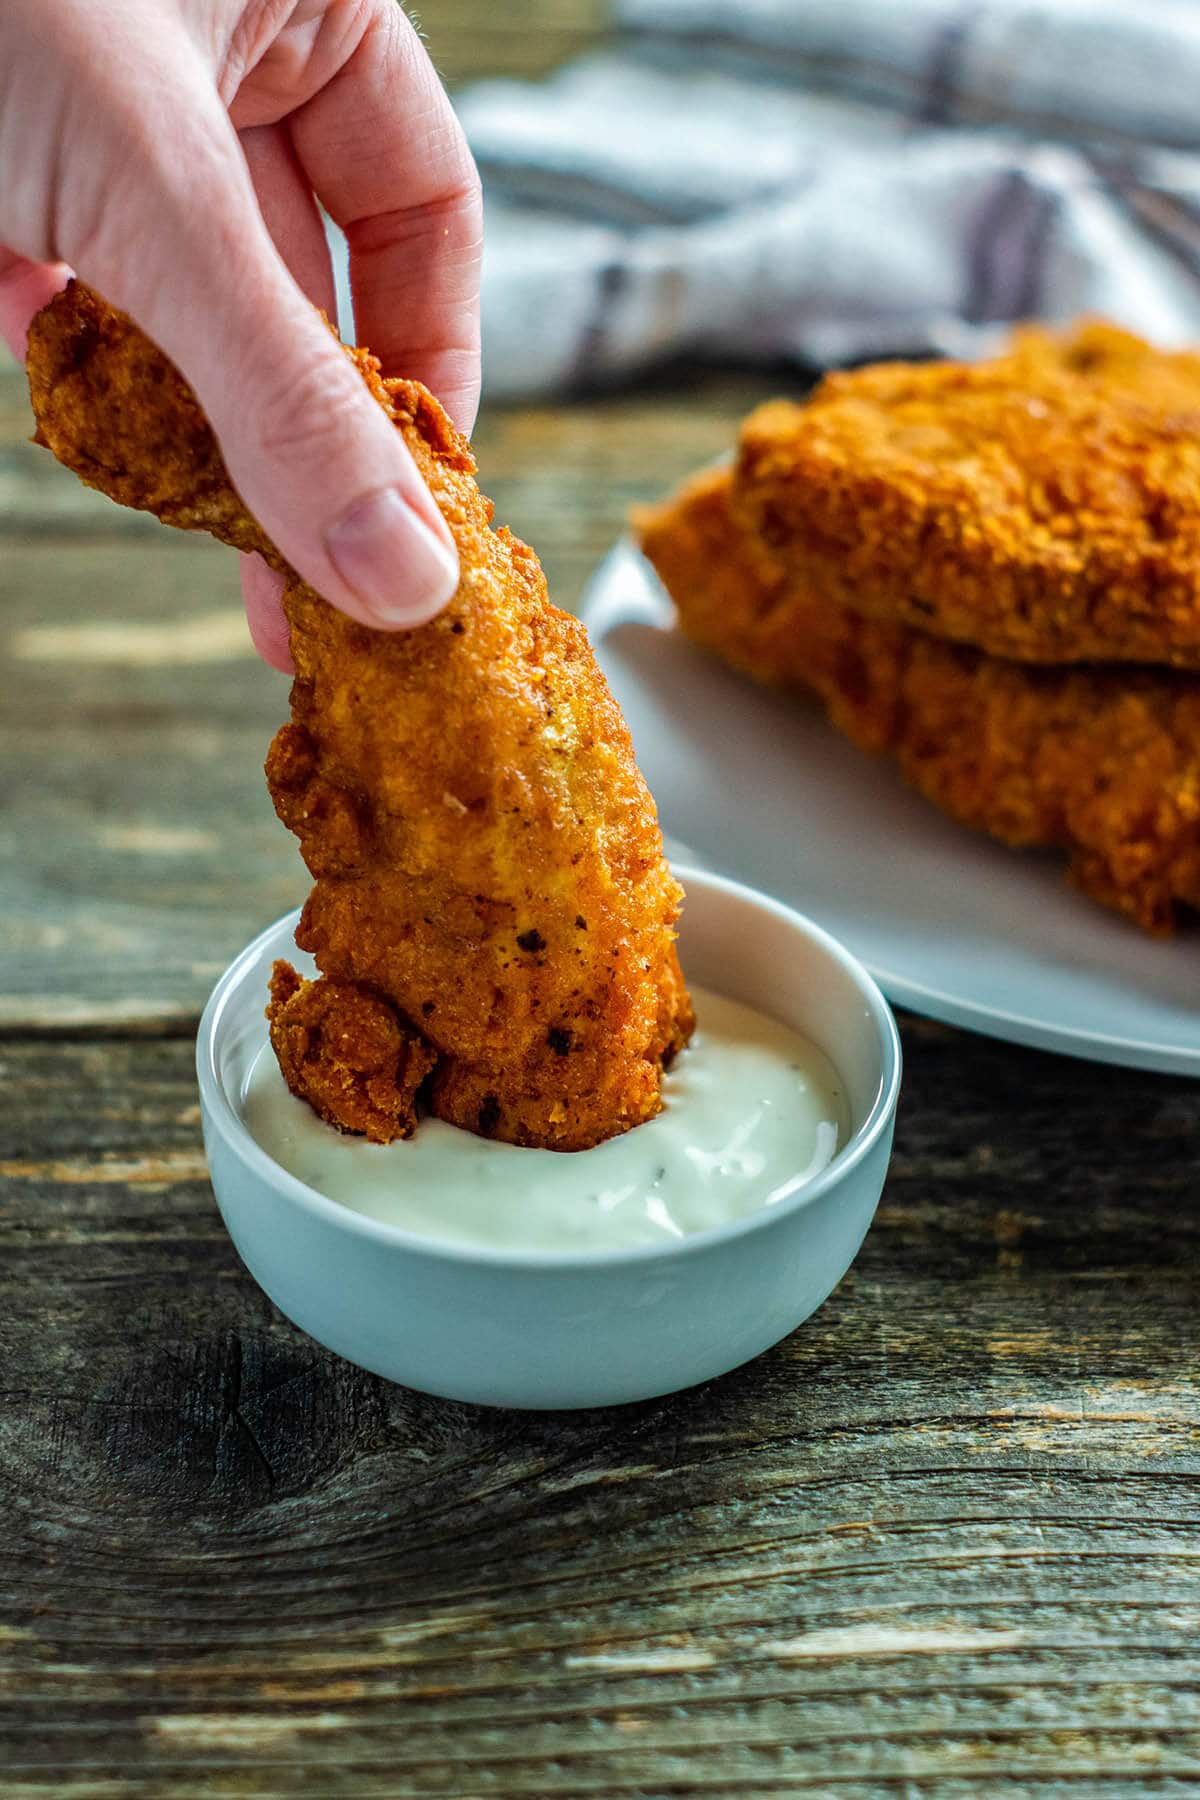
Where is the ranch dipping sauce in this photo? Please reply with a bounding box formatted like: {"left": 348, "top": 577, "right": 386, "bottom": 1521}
{"left": 242, "top": 984, "right": 847, "bottom": 1255}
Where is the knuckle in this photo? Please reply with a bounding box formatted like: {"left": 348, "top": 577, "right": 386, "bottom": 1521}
{"left": 449, "top": 167, "right": 484, "bottom": 222}
{"left": 254, "top": 355, "right": 366, "bottom": 467}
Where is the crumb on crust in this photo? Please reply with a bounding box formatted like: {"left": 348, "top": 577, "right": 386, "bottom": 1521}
{"left": 266, "top": 961, "right": 438, "bottom": 1143}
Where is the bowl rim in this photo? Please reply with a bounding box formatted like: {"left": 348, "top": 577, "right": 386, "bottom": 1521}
{"left": 196, "top": 865, "right": 902, "bottom": 1272}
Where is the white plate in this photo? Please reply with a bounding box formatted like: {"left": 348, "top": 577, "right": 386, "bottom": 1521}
{"left": 582, "top": 540, "right": 1200, "bottom": 1076}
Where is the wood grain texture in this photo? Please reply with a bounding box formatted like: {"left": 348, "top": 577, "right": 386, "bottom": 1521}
{"left": 2, "top": 2, "right": 1199, "bottom": 1793}
{"left": 2, "top": 1032, "right": 1199, "bottom": 1793}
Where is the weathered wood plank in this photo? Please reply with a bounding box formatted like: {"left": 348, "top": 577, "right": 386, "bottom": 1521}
{"left": 427, "top": 0, "right": 608, "bottom": 87}
{"left": 1, "top": 1032, "right": 1198, "bottom": 1790}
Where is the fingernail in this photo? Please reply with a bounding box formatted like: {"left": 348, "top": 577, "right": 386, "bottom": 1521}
{"left": 326, "top": 487, "right": 459, "bottom": 625}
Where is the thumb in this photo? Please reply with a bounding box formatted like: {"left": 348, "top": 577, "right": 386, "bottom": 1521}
{"left": 93, "top": 110, "right": 459, "bottom": 632}
{"left": 0, "top": 251, "right": 71, "bottom": 361}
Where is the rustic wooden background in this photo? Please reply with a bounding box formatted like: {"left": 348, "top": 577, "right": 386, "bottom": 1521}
{"left": 2, "top": 4, "right": 1199, "bottom": 1794}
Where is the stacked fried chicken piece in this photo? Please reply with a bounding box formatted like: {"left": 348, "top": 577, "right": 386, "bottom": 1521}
{"left": 638, "top": 324, "right": 1200, "bottom": 932}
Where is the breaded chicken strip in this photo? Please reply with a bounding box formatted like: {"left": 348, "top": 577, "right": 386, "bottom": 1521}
{"left": 736, "top": 322, "right": 1200, "bottom": 669}
{"left": 637, "top": 467, "right": 1200, "bottom": 933}
{"left": 30, "top": 281, "right": 693, "bottom": 1148}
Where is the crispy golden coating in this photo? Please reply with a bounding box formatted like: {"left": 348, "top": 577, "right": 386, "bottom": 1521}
{"left": 266, "top": 961, "right": 437, "bottom": 1142}
{"left": 30, "top": 281, "right": 693, "bottom": 1149}
{"left": 28, "top": 280, "right": 273, "bottom": 557}
{"left": 735, "top": 321, "right": 1200, "bottom": 669}
{"left": 637, "top": 467, "right": 1200, "bottom": 933}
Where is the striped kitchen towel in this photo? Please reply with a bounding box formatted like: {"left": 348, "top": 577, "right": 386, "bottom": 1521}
{"left": 453, "top": 0, "right": 1200, "bottom": 397}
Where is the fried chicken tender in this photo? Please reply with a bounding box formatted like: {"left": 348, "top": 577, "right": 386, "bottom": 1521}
{"left": 637, "top": 467, "right": 1200, "bottom": 933}
{"left": 266, "top": 961, "right": 437, "bottom": 1141}
{"left": 736, "top": 321, "right": 1200, "bottom": 669}
{"left": 29, "top": 281, "right": 693, "bottom": 1149}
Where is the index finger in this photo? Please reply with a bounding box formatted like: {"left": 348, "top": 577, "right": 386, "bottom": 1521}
{"left": 288, "top": 6, "right": 482, "bottom": 431}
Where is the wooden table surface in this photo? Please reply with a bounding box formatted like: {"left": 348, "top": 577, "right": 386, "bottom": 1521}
{"left": 3, "top": 7, "right": 1199, "bottom": 1795}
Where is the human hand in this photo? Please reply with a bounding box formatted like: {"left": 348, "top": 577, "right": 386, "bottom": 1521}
{"left": 0, "top": 0, "right": 482, "bottom": 669}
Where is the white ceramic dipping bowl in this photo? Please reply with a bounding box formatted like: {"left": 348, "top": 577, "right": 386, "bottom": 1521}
{"left": 198, "top": 868, "right": 901, "bottom": 1410}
